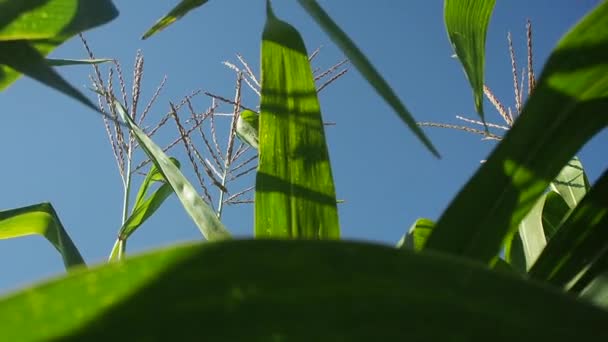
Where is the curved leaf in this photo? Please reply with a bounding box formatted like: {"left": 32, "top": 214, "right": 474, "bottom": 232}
{"left": 541, "top": 190, "right": 571, "bottom": 239}
{"left": 0, "top": 202, "right": 85, "bottom": 269}
{"left": 550, "top": 156, "right": 590, "bottom": 209}
{"left": 255, "top": 2, "right": 340, "bottom": 239}
{"left": 0, "top": 240, "right": 606, "bottom": 341}
{"left": 425, "top": 3, "right": 608, "bottom": 263}
{"left": 529, "top": 170, "right": 608, "bottom": 289}
{"left": 397, "top": 218, "right": 434, "bottom": 250}
{"left": 142, "top": 0, "right": 209, "bottom": 40}
{"left": 0, "top": 0, "right": 118, "bottom": 109}
{"left": 114, "top": 100, "right": 231, "bottom": 241}
{"left": 444, "top": 0, "right": 496, "bottom": 119}
{"left": 297, "top": 0, "right": 439, "bottom": 157}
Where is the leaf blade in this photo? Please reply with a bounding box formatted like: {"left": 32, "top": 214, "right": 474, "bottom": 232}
{"left": 141, "top": 0, "right": 209, "bottom": 40}
{"left": 297, "top": 0, "right": 439, "bottom": 157}
{"left": 255, "top": 3, "right": 340, "bottom": 239}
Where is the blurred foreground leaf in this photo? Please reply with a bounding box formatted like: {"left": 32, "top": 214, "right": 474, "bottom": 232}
{"left": 0, "top": 240, "right": 606, "bottom": 341}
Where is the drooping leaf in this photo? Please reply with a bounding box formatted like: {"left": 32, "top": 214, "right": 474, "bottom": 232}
{"left": 255, "top": 2, "right": 340, "bottom": 239}
{"left": 529, "top": 170, "right": 608, "bottom": 289}
{"left": 425, "top": 3, "right": 608, "bottom": 264}
{"left": 0, "top": 0, "right": 118, "bottom": 107}
{"left": 397, "top": 218, "right": 434, "bottom": 251}
{"left": 0, "top": 202, "right": 85, "bottom": 269}
{"left": 297, "top": 0, "right": 439, "bottom": 157}
{"left": 0, "top": 240, "right": 606, "bottom": 341}
{"left": 142, "top": 0, "right": 209, "bottom": 40}
{"left": 118, "top": 158, "right": 181, "bottom": 241}
{"left": 45, "top": 58, "right": 113, "bottom": 67}
{"left": 444, "top": 0, "right": 496, "bottom": 120}
{"left": 114, "top": 100, "right": 231, "bottom": 241}
{"left": 550, "top": 156, "right": 590, "bottom": 209}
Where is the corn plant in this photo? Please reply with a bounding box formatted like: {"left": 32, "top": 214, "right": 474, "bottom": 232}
{"left": 1, "top": 0, "right": 607, "bottom": 341}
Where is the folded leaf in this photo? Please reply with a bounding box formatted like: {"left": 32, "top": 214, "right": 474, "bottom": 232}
{"left": 444, "top": 0, "right": 496, "bottom": 120}
{"left": 0, "top": 202, "right": 85, "bottom": 269}
{"left": 397, "top": 218, "right": 434, "bottom": 250}
{"left": 255, "top": 2, "right": 340, "bottom": 239}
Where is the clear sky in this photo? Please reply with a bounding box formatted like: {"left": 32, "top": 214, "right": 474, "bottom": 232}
{"left": 0, "top": 0, "right": 605, "bottom": 293}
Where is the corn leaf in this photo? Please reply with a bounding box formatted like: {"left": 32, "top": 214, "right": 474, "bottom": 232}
{"left": 517, "top": 194, "right": 549, "bottom": 269}
{"left": 45, "top": 58, "right": 113, "bottom": 66}
{"left": 550, "top": 156, "right": 590, "bottom": 209}
{"left": 0, "top": 240, "right": 606, "bottom": 341}
{"left": 118, "top": 158, "right": 181, "bottom": 241}
{"left": 425, "top": 3, "right": 608, "bottom": 263}
{"left": 297, "top": 0, "right": 439, "bottom": 157}
{"left": 444, "top": 0, "right": 495, "bottom": 120}
{"left": 0, "top": 202, "right": 85, "bottom": 269}
{"left": 529, "top": 170, "right": 608, "bottom": 289}
{"left": 142, "top": 0, "right": 209, "bottom": 40}
{"left": 0, "top": 0, "right": 117, "bottom": 108}
{"left": 397, "top": 218, "right": 434, "bottom": 250}
{"left": 114, "top": 100, "right": 231, "bottom": 241}
{"left": 255, "top": 2, "right": 340, "bottom": 239}
{"left": 542, "top": 191, "right": 571, "bottom": 239}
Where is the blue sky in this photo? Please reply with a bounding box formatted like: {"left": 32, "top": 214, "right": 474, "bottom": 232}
{"left": 0, "top": 0, "right": 605, "bottom": 293}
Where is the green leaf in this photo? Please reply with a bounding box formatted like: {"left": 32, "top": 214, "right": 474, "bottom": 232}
{"left": 236, "top": 109, "right": 259, "bottom": 149}
{"left": 580, "top": 272, "right": 608, "bottom": 310}
{"left": 0, "top": 202, "right": 85, "bottom": 269}
{"left": 397, "top": 218, "right": 434, "bottom": 251}
{"left": 425, "top": 3, "right": 608, "bottom": 264}
{"left": 114, "top": 100, "right": 231, "bottom": 241}
{"left": 0, "top": 0, "right": 118, "bottom": 108}
{"left": 118, "top": 158, "right": 181, "bottom": 241}
{"left": 297, "top": 0, "right": 439, "bottom": 157}
{"left": 517, "top": 193, "right": 548, "bottom": 269}
{"left": 45, "top": 58, "right": 113, "bottom": 66}
{"left": 529, "top": 170, "right": 608, "bottom": 289}
{"left": 550, "top": 156, "right": 590, "bottom": 209}
{"left": 142, "top": 0, "right": 209, "bottom": 40}
{"left": 444, "top": 0, "right": 496, "bottom": 119}
{"left": 1, "top": 240, "right": 606, "bottom": 341}
{"left": 542, "top": 191, "right": 571, "bottom": 239}
{"left": 255, "top": 2, "right": 340, "bottom": 239}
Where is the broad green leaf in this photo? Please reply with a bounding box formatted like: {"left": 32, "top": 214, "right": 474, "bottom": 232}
{"left": 255, "top": 2, "right": 340, "bottom": 239}
{"left": 542, "top": 191, "right": 571, "bottom": 239}
{"left": 444, "top": 0, "right": 496, "bottom": 120}
{"left": 0, "top": 0, "right": 118, "bottom": 108}
{"left": 118, "top": 158, "right": 181, "bottom": 241}
{"left": 297, "top": 0, "right": 439, "bottom": 157}
{"left": 397, "top": 218, "right": 434, "bottom": 250}
{"left": 0, "top": 240, "right": 606, "bottom": 341}
{"left": 45, "top": 58, "right": 113, "bottom": 66}
{"left": 529, "top": 170, "right": 608, "bottom": 289}
{"left": 142, "top": 0, "right": 209, "bottom": 40}
{"left": 0, "top": 202, "right": 85, "bottom": 269}
{"left": 517, "top": 193, "right": 548, "bottom": 269}
{"left": 550, "top": 156, "right": 590, "bottom": 209}
{"left": 504, "top": 233, "right": 527, "bottom": 273}
{"left": 425, "top": 3, "right": 608, "bottom": 264}
{"left": 114, "top": 100, "right": 231, "bottom": 241}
